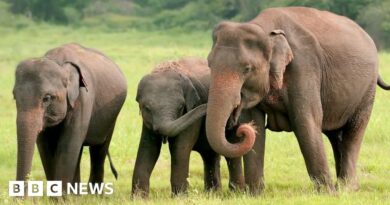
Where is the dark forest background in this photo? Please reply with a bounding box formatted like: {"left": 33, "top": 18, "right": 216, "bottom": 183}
{"left": 3, "top": 0, "right": 390, "bottom": 49}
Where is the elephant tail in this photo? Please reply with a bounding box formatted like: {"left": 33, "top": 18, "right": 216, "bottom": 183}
{"left": 107, "top": 150, "right": 118, "bottom": 180}
{"left": 377, "top": 75, "right": 390, "bottom": 90}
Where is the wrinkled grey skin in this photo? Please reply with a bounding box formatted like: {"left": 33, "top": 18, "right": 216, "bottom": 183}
{"left": 132, "top": 58, "right": 261, "bottom": 197}
{"left": 13, "top": 43, "right": 127, "bottom": 188}
{"left": 206, "top": 7, "right": 390, "bottom": 193}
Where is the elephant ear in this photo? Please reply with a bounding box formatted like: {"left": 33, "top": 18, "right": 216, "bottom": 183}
{"left": 182, "top": 75, "right": 204, "bottom": 111}
{"left": 269, "top": 29, "right": 293, "bottom": 89}
{"left": 135, "top": 74, "right": 149, "bottom": 102}
{"left": 45, "top": 44, "right": 89, "bottom": 108}
{"left": 64, "top": 62, "right": 88, "bottom": 108}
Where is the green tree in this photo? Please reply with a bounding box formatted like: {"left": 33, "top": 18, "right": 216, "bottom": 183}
{"left": 328, "top": 0, "right": 375, "bottom": 20}
{"left": 357, "top": 0, "right": 390, "bottom": 49}
{"left": 7, "top": 0, "right": 91, "bottom": 23}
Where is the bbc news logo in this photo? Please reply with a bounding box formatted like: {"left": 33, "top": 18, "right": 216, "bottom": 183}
{"left": 9, "top": 181, "right": 114, "bottom": 196}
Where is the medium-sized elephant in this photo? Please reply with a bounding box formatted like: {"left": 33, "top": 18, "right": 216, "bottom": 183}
{"left": 13, "top": 43, "right": 127, "bottom": 188}
{"left": 132, "top": 58, "right": 251, "bottom": 197}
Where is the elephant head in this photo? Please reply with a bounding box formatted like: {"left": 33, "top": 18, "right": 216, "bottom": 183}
{"left": 206, "top": 21, "right": 293, "bottom": 157}
{"left": 136, "top": 70, "right": 207, "bottom": 137}
{"left": 13, "top": 57, "right": 86, "bottom": 181}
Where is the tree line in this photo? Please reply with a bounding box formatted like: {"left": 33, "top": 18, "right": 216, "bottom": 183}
{"left": 5, "top": 0, "right": 390, "bottom": 49}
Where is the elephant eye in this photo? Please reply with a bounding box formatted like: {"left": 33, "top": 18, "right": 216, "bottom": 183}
{"left": 143, "top": 105, "right": 151, "bottom": 113}
{"left": 179, "top": 104, "right": 185, "bottom": 113}
{"left": 43, "top": 94, "right": 53, "bottom": 103}
{"left": 243, "top": 65, "right": 252, "bottom": 74}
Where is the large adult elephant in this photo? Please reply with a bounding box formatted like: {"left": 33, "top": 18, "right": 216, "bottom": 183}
{"left": 205, "top": 7, "right": 390, "bottom": 192}
{"left": 13, "top": 43, "right": 127, "bottom": 186}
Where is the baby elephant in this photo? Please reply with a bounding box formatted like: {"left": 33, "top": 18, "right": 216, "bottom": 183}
{"left": 132, "top": 58, "right": 244, "bottom": 197}
{"left": 13, "top": 43, "right": 127, "bottom": 187}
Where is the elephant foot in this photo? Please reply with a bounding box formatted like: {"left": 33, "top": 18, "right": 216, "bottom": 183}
{"left": 131, "top": 191, "right": 149, "bottom": 199}
{"left": 315, "top": 181, "right": 337, "bottom": 195}
{"left": 205, "top": 183, "right": 222, "bottom": 192}
{"left": 171, "top": 190, "right": 188, "bottom": 198}
{"left": 309, "top": 173, "right": 336, "bottom": 195}
{"left": 131, "top": 186, "right": 149, "bottom": 199}
{"left": 204, "top": 169, "right": 222, "bottom": 192}
{"left": 247, "top": 182, "right": 265, "bottom": 196}
{"left": 336, "top": 178, "right": 360, "bottom": 192}
{"left": 228, "top": 180, "right": 245, "bottom": 192}
{"left": 171, "top": 182, "right": 190, "bottom": 197}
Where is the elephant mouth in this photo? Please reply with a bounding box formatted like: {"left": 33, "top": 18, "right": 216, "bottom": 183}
{"left": 44, "top": 115, "right": 63, "bottom": 127}
{"left": 227, "top": 102, "right": 243, "bottom": 129}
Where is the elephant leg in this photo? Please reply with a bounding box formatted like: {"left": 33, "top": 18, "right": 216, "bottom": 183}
{"left": 54, "top": 124, "right": 85, "bottom": 187}
{"left": 73, "top": 147, "right": 83, "bottom": 183}
{"left": 293, "top": 122, "right": 334, "bottom": 192}
{"left": 244, "top": 140, "right": 265, "bottom": 196}
{"left": 168, "top": 141, "right": 192, "bottom": 196}
{"left": 242, "top": 108, "right": 266, "bottom": 195}
{"left": 324, "top": 130, "right": 342, "bottom": 178}
{"left": 89, "top": 144, "right": 107, "bottom": 183}
{"left": 168, "top": 120, "right": 200, "bottom": 196}
{"left": 132, "top": 125, "right": 162, "bottom": 198}
{"left": 200, "top": 152, "right": 221, "bottom": 191}
{"left": 289, "top": 93, "right": 334, "bottom": 192}
{"left": 55, "top": 141, "right": 84, "bottom": 187}
{"left": 225, "top": 157, "right": 244, "bottom": 191}
{"left": 89, "top": 123, "right": 115, "bottom": 183}
{"left": 337, "top": 107, "right": 371, "bottom": 191}
{"left": 36, "top": 133, "right": 56, "bottom": 180}
{"left": 54, "top": 93, "right": 91, "bottom": 187}
{"left": 224, "top": 122, "right": 245, "bottom": 191}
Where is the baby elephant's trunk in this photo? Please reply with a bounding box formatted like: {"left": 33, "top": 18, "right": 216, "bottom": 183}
{"left": 157, "top": 104, "right": 207, "bottom": 137}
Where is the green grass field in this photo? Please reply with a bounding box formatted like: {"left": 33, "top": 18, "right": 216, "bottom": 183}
{"left": 0, "top": 24, "right": 389, "bottom": 204}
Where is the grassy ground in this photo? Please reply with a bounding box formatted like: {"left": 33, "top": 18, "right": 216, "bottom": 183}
{"left": 0, "top": 24, "right": 389, "bottom": 204}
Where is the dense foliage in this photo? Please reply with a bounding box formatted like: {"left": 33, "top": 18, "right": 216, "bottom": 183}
{"left": 3, "top": 0, "right": 390, "bottom": 48}
{"left": 6, "top": 0, "right": 91, "bottom": 23}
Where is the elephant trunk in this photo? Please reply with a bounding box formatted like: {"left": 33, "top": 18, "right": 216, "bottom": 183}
{"left": 157, "top": 104, "right": 207, "bottom": 137}
{"left": 206, "top": 72, "right": 256, "bottom": 158}
{"left": 16, "top": 109, "right": 43, "bottom": 181}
